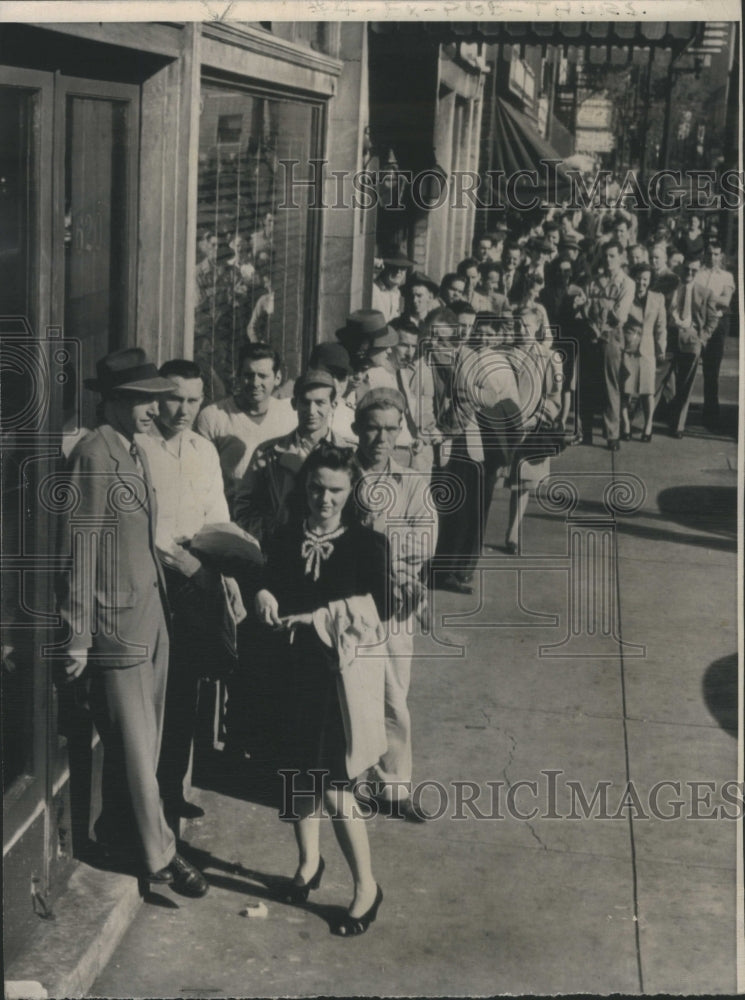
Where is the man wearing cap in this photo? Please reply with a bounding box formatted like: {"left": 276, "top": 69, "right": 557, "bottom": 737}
{"left": 402, "top": 271, "right": 440, "bottom": 328}
{"left": 353, "top": 387, "right": 437, "bottom": 822}
{"left": 511, "top": 237, "right": 554, "bottom": 304}
{"left": 136, "top": 359, "right": 245, "bottom": 821}
{"left": 391, "top": 322, "right": 441, "bottom": 471}
{"left": 234, "top": 368, "right": 351, "bottom": 545}
{"left": 555, "top": 233, "right": 590, "bottom": 286}
{"left": 372, "top": 250, "right": 414, "bottom": 323}
{"left": 196, "top": 342, "right": 296, "bottom": 512}
{"left": 308, "top": 341, "right": 357, "bottom": 441}
{"left": 58, "top": 348, "right": 209, "bottom": 897}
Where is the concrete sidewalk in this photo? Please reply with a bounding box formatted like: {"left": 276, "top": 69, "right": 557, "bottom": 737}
{"left": 87, "top": 362, "right": 738, "bottom": 997}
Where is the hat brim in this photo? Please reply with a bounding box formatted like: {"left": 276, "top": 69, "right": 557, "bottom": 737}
{"left": 408, "top": 279, "right": 440, "bottom": 296}
{"left": 83, "top": 375, "right": 177, "bottom": 394}
{"left": 371, "top": 327, "right": 399, "bottom": 348}
{"left": 382, "top": 257, "right": 415, "bottom": 269}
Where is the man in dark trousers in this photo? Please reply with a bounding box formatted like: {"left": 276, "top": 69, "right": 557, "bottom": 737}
{"left": 59, "top": 347, "right": 209, "bottom": 897}
{"left": 137, "top": 359, "right": 245, "bottom": 821}
{"left": 667, "top": 257, "right": 719, "bottom": 438}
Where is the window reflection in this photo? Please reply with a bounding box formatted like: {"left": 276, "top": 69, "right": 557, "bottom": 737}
{"left": 195, "top": 83, "right": 318, "bottom": 400}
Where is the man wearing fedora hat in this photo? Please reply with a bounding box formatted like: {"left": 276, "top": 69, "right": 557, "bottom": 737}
{"left": 336, "top": 309, "right": 393, "bottom": 374}
{"left": 357, "top": 324, "right": 400, "bottom": 394}
{"left": 511, "top": 236, "right": 554, "bottom": 304}
{"left": 372, "top": 249, "right": 415, "bottom": 323}
{"left": 58, "top": 347, "right": 209, "bottom": 896}
{"left": 308, "top": 341, "right": 357, "bottom": 442}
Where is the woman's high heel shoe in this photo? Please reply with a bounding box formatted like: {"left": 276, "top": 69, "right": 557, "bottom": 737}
{"left": 285, "top": 856, "right": 325, "bottom": 904}
{"left": 334, "top": 884, "right": 383, "bottom": 937}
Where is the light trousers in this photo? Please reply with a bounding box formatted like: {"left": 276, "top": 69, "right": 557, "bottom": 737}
{"left": 90, "top": 625, "right": 175, "bottom": 874}
{"left": 371, "top": 619, "right": 414, "bottom": 799}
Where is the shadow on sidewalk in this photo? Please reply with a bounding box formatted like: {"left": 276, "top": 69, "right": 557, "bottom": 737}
{"left": 175, "top": 840, "right": 347, "bottom": 931}
{"left": 193, "top": 744, "right": 284, "bottom": 810}
{"left": 702, "top": 653, "right": 738, "bottom": 737}
{"left": 528, "top": 486, "right": 736, "bottom": 553}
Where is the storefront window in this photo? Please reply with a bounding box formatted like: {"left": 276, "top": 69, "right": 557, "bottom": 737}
{"left": 195, "top": 81, "right": 321, "bottom": 400}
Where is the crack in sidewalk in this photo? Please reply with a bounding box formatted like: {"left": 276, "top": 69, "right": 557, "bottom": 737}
{"left": 498, "top": 729, "right": 548, "bottom": 851}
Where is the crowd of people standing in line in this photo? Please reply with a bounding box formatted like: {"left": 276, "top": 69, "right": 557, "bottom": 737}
{"left": 58, "top": 195, "right": 736, "bottom": 938}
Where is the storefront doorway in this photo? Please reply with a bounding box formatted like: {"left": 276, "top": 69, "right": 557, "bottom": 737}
{"left": 1, "top": 64, "right": 140, "bottom": 962}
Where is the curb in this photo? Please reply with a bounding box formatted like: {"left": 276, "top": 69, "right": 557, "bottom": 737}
{"left": 4, "top": 864, "right": 142, "bottom": 1000}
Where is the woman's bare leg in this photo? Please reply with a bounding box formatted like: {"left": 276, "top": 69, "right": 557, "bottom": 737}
{"left": 324, "top": 785, "right": 377, "bottom": 917}
{"left": 641, "top": 393, "right": 654, "bottom": 436}
{"left": 292, "top": 806, "right": 321, "bottom": 884}
{"left": 620, "top": 394, "right": 631, "bottom": 436}
{"left": 506, "top": 486, "right": 530, "bottom": 548}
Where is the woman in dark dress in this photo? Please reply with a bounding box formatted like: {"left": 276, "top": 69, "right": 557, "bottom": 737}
{"left": 254, "top": 443, "right": 391, "bottom": 936}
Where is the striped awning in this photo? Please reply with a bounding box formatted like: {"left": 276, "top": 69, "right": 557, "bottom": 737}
{"left": 370, "top": 20, "right": 706, "bottom": 58}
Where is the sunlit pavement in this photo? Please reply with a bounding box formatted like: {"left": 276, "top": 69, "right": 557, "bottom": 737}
{"left": 90, "top": 341, "right": 739, "bottom": 997}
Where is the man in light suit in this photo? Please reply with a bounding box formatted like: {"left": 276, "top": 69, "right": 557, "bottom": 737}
{"left": 668, "top": 257, "right": 719, "bottom": 438}
{"left": 587, "top": 240, "right": 636, "bottom": 451}
{"left": 59, "top": 348, "right": 209, "bottom": 896}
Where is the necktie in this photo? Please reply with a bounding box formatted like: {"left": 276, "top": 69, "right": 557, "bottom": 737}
{"left": 396, "top": 368, "right": 419, "bottom": 439}
{"left": 129, "top": 440, "right": 152, "bottom": 509}
{"left": 680, "top": 285, "right": 692, "bottom": 326}
{"left": 129, "top": 440, "right": 143, "bottom": 472}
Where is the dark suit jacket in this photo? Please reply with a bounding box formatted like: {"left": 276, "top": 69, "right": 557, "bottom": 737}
{"left": 58, "top": 424, "right": 169, "bottom": 668}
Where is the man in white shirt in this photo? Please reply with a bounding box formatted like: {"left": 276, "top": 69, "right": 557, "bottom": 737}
{"left": 196, "top": 342, "right": 296, "bottom": 512}
{"left": 487, "top": 222, "right": 509, "bottom": 263}
{"left": 391, "top": 322, "right": 441, "bottom": 470}
{"left": 138, "top": 359, "right": 245, "bottom": 820}
{"left": 354, "top": 388, "right": 438, "bottom": 822}
{"left": 695, "top": 241, "right": 736, "bottom": 430}
{"left": 371, "top": 250, "right": 414, "bottom": 323}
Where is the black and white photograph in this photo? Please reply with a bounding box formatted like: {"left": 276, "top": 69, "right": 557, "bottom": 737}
{"left": 1, "top": 3, "right": 742, "bottom": 997}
